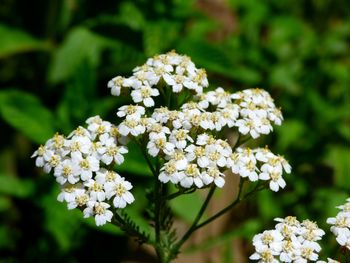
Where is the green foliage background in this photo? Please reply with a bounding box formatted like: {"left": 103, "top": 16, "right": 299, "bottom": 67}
{"left": 0, "top": 0, "right": 349, "bottom": 261}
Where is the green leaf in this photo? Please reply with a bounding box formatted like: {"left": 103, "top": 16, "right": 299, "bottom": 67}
{"left": 0, "top": 89, "right": 55, "bottom": 143}
{"left": 0, "top": 173, "right": 35, "bottom": 198}
{"left": 0, "top": 196, "right": 11, "bottom": 211}
{"left": 56, "top": 60, "right": 97, "bottom": 130}
{"left": 49, "top": 27, "right": 111, "bottom": 83}
{"left": 275, "top": 119, "right": 307, "bottom": 151}
{"left": 325, "top": 146, "right": 350, "bottom": 190}
{"left": 256, "top": 191, "right": 283, "bottom": 220}
{"left": 0, "top": 23, "right": 49, "bottom": 58}
{"left": 123, "top": 186, "right": 153, "bottom": 239}
{"left": 177, "top": 39, "right": 261, "bottom": 84}
{"left": 143, "top": 20, "right": 180, "bottom": 56}
{"left": 41, "top": 186, "right": 84, "bottom": 251}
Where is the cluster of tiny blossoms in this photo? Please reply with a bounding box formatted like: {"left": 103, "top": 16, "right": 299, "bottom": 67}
{"left": 229, "top": 147, "right": 291, "bottom": 191}
{"left": 327, "top": 198, "right": 350, "bottom": 250}
{"left": 108, "top": 51, "right": 290, "bottom": 190}
{"left": 250, "top": 216, "right": 326, "bottom": 263}
{"left": 32, "top": 116, "right": 134, "bottom": 226}
{"left": 33, "top": 51, "right": 291, "bottom": 226}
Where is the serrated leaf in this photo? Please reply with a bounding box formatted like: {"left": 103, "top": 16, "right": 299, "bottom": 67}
{"left": 0, "top": 23, "right": 49, "bottom": 58}
{"left": 0, "top": 89, "right": 55, "bottom": 144}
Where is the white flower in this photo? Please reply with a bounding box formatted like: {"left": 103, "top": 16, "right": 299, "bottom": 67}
{"left": 86, "top": 116, "right": 112, "bottom": 136}
{"left": 131, "top": 85, "right": 159, "bottom": 107}
{"left": 31, "top": 145, "right": 51, "bottom": 167}
{"left": 43, "top": 152, "right": 61, "bottom": 173}
{"left": 169, "top": 129, "right": 193, "bottom": 149}
{"left": 201, "top": 166, "right": 225, "bottom": 187}
{"left": 165, "top": 149, "right": 188, "bottom": 170}
{"left": 57, "top": 185, "right": 82, "bottom": 203}
{"left": 107, "top": 76, "right": 132, "bottom": 96}
{"left": 217, "top": 105, "right": 239, "bottom": 128}
{"left": 235, "top": 118, "right": 261, "bottom": 139}
{"left": 159, "top": 160, "right": 185, "bottom": 184}
{"left": 201, "top": 87, "right": 232, "bottom": 108}
{"left": 72, "top": 154, "right": 100, "bottom": 181}
{"left": 250, "top": 246, "right": 279, "bottom": 263}
{"left": 251, "top": 216, "right": 325, "bottom": 263}
{"left": 65, "top": 135, "right": 92, "bottom": 156}
{"left": 253, "top": 230, "right": 284, "bottom": 253}
{"left": 117, "top": 105, "right": 145, "bottom": 119}
{"left": 260, "top": 168, "right": 286, "bottom": 192}
{"left": 84, "top": 179, "right": 106, "bottom": 201}
{"left": 83, "top": 201, "right": 113, "bottom": 226}
{"left": 147, "top": 122, "right": 171, "bottom": 139}
{"left": 229, "top": 148, "right": 259, "bottom": 181}
{"left": 179, "top": 164, "right": 203, "bottom": 188}
{"left": 98, "top": 144, "right": 128, "bottom": 165}
{"left": 104, "top": 177, "right": 134, "bottom": 208}
{"left": 118, "top": 116, "right": 146, "bottom": 137}
{"left": 147, "top": 133, "right": 175, "bottom": 157}
{"left": 327, "top": 212, "right": 350, "bottom": 236}
{"left": 95, "top": 169, "right": 121, "bottom": 185}
{"left": 205, "top": 144, "right": 227, "bottom": 168}
{"left": 67, "top": 189, "right": 89, "bottom": 209}
{"left": 54, "top": 159, "right": 79, "bottom": 185}
{"left": 185, "top": 145, "right": 209, "bottom": 168}
{"left": 163, "top": 73, "right": 187, "bottom": 93}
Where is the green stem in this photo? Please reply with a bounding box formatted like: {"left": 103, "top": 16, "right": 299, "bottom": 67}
{"left": 194, "top": 180, "right": 266, "bottom": 231}
{"left": 166, "top": 188, "right": 196, "bottom": 200}
{"left": 171, "top": 185, "right": 216, "bottom": 256}
{"left": 135, "top": 138, "right": 157, "bottom": 177}
{"left": 194, "top": 179, "right": 245, "bottom": 231}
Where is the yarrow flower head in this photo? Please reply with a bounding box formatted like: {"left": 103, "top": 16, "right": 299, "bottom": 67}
{"left": 327, "top": 198, "right": 350, "bottom": 250}
{"left": 250, "top": 216, "right": 325, "bottom": 263}
{"left": 33, "top": 51, "right": 291, "bottom": 231}
{"left": 32, "top": 117, "right": 134, "bottom": 226}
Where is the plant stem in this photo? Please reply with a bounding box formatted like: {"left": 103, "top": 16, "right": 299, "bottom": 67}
{"left": 171, "top": 185, "right": 216, "bottom": 257}
{"left": 194, "top": 180, "right": 266, "bottom": 231}
{"left": 166, "top": 188, "right": 196, "bottom": 200}
{"left": 194, "top": 179, "right": 245, "bottom": 231}
{"left": 135, "top": 138, "right": 157, "bottom": 177}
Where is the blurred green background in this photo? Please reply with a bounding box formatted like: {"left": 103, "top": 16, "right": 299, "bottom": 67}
{"left": 1, "top": 0, "right": 350, "bottom": 262}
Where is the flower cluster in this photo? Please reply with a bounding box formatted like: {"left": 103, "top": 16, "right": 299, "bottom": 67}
{"left": 108, "top": 50, "right": 209, "bottom": 107}
{"left": 327, "top": 198, "right": 350, "bottom": 250}
{"left": 197, "top": 87, "right": 283, "bottom": 138}
{"left": 250, "top": 216, "right": 325, "bottom": 263}
{"left": 32, "top": 116, "right": 134, "bottom": 226}
{"left": 228, "top": 147, "right": 291, "bottom": 191}
{"left": 106, "top": 51, "right": 290, "bottom": 190}
{"left": 33, "top": 51, "right": 291, "bottom": 228}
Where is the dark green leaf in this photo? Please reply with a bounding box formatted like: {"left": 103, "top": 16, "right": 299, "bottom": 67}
{"left": 0, "top": 89, "right": 55, "bottom": 143}
{"left": 0, "top": 173, "right": 34, "bottom": 198}
{"left": 0, "top": 23, "right": 49, "bottom": 58}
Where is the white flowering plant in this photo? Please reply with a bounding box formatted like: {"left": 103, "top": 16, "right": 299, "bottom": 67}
{"left": 35, "top": 50, "right": 350, "bottom": 262}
